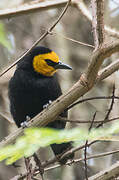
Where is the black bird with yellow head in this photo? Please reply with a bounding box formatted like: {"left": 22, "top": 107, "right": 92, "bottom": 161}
{"left": 9, "top": 46, "right": 74, "bottom": 164}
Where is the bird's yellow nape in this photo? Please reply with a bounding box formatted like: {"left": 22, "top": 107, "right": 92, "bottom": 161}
{"left": 33, "top": 51, "right": 59, "bottom": 76}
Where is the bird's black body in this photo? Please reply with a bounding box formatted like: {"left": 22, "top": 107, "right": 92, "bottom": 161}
{"left": 9, "top": 46, "right": 73, "bottom": 163}
{"left": 9, "top": 70, "right": 62, "bottom": 127}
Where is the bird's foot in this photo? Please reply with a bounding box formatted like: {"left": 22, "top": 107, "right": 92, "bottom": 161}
{"left": 43, "top": 100, "right": 52, "bottom": 109}
{"left": 20, "top": 115, "right": 31, "bottom": 128}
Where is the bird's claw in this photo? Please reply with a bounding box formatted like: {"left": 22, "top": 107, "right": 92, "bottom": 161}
{"left": 20, "top": 121, "right": 28, "bottom": 128}
{"left": 26, "top": 115, "right": 31, "bottom": 122}
{"left": 43, "top": 100, "right": 52, "bottom": 109}
{"left": 20, "top": 115, "right": 31, "bottom": 128}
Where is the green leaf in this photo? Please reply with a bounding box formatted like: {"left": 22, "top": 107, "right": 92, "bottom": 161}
{"left": 0, "top": 121, "right": 119, "bottom": 164}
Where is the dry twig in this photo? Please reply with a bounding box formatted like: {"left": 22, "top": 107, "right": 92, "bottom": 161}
{"left": 96, "top": 85, "right": 115, "bottom": 128}
{"left": 59, "top": 116, "right": 119, "bottom": 124}
{"left": 16, "top": 148, "right": 119, "bottom": 180}
{"left": 84, "top": 112, "right": 97, "bottom": 180}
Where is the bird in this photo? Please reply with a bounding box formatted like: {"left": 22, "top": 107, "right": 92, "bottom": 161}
{"left": 8, "top": 46, "right": 74, "bottom": 164}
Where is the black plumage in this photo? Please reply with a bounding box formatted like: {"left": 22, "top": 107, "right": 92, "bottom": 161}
{"left": 9, "top": 46, "right": 73, "bottom": 163}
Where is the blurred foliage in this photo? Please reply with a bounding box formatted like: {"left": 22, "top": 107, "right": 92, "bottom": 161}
{"left": 0, "top": 22, "right": 12, "bottom": 51}
{"left": 0, "top": 121, "right": 119, "bottom": 165}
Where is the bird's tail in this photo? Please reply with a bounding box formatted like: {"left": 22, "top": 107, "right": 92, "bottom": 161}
{"left": 51, "top": 142, "right": 74, "bottom": 164}
{"left": 47, "top": 118, "right": 74, "bottom": 164}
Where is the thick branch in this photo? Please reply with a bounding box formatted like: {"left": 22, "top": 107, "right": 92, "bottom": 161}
{"left": 0, "top": 0, "right": 68, "bottom": 19}
{"left": 88, "top": 161, "right": 119, "bottom": 180}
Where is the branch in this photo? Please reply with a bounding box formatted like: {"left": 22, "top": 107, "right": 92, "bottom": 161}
{"left": 84, "top": 112, "right": 96, "bottom": 180}
{"left": 0, "top": 0, "right": 68, "bottom": 20}
{"left": 59, "top": 116, "right": 119, "bottom": 124}
{"left": 91, "top": 0, "right": 99, "bottom": 49}
{"left": 67, "top": 96, "right": 119, "bottom": 111}
{"left": 83, "top": 0, "right": 105, "bottom": 49}
{"left": 85, "top": 40, "right": 119, "bottom": 88}
{"left": 42, "top": 141, "right": 98, "bottom": 169}
{"left": 44, "top": 149, "right": 119, "bottom": 173}
{"left": 96, "top": 85, "right": 115, "bottom": 128}
{"left": 1, "top": 40, "right": 119, "bottom": 148}
{"left": 95, "top": 0, "right": 105, "bottom": 46}
{"left": 52, "top": 31, "right": 94, "bottom": 48}
{"left": 97, "top": 59, "right": 119, "bottom": 81}
{"left": 88, "top": 161, "right": 119, "bottom": 180}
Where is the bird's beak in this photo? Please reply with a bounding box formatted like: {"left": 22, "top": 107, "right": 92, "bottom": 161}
{"left": 54, "top": 61, "right": 72, "bottom": 70}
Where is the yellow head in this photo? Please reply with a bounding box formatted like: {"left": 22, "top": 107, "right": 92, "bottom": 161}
{"left": 32, "top": 46, "right": 72, "bottom": 77}
{"left": 33, "top": 51, "right": 59, "bottom": 76}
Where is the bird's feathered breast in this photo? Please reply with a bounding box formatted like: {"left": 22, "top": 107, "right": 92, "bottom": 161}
{"left": 9, "top": 68, "right": 62, "bottom": 126}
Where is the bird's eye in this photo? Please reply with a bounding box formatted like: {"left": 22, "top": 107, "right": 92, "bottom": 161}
{"left": 45, "top": 59, "right": 58, "bottom": 67}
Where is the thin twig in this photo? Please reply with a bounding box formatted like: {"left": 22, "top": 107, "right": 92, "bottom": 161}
{"left": 103, "top": 85, "right": 115, "bottom": 120}
{"left": 45, "top": 149, "right": 119, "bottom": 172}
{"left": 0, "top": 0, "right": 71, "bottom": 78}
{"left": 25, "top": 157, "right": 33, "bottom": 180}
{"left": 49, "top": 140, "right": 98, "bottom": 168}
{"left": 26, "top": 148, "right": 119, "bottom": 179}
{"left": 33, "top": 153, "right": 44, "bottom": 180}
{"left": 52, "top": 31, "right": 94, "bottom": 48}
{"left": 59, "top": 116, "right": 119, "bottom": 124}
{"left": 49, "top": 0, "right": 71, "bottom": 32}
{"left": 84, "top": 140, "right": 88, "bottom": 180}
{"left": 96, "top": 85, "right": 115, "bottom": 128}
{"left": 66, "top": 95, "right": 119, "bottom": 111}
{"left": 84, "top": 112, "right": 96, "bottom": 180}
{"left": 89, "top": 112, "right": 97, "bottom": 131}
{"left": 15, "top": 141, "right": 98, "bottom": 180}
